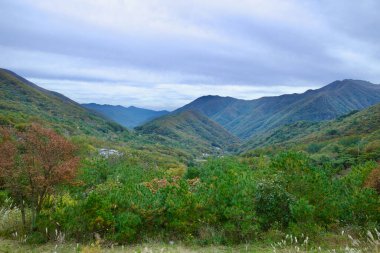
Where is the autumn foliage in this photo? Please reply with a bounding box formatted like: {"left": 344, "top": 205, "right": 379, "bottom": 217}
{"left": 0, "top": 124, "right": 79, "bottom": 229}
{"left": 365, "top": 166, "right": 380, "bottom": 194}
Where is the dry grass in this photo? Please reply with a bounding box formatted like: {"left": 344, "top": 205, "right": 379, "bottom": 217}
{"left": 0, "top": 236, "right": 379, "bottom": 253}
{"left": 0, "top": 205, "right": 25, "bottom": 234}
{"left": 0, "top": 239, "right": 267, "bottom": 253}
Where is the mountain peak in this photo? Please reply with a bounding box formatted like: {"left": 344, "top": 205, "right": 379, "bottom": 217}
{"left": 172, "top": 79, "right": 380, "bottom": 139}
{"left": 196, "top": 95, "right": 238, "bottom": 100}
{"left": 324, "top": 79, "right": 376, "bottom": 89}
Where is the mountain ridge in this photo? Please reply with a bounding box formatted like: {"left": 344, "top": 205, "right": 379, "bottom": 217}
{"left": 82, "top": 103, "right": 169, "bottom": 128}
{"left": 241, "top": 102, "right": 380, "bottom": 165}
{"left": 172, "top": 79, "right": 380, "bottom": 139}
{"left": 135, "top": 110, "right": 240, "bottom": 154}
{"left": 2, "top": 69, "right": 379, "bottom": 155}
{"left": 0, "top": 69, "right": 126, "bottom": 137}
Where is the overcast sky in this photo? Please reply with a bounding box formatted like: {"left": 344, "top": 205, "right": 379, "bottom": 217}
{"left": 1, "top": 0, "right": 380, "bottom": 110}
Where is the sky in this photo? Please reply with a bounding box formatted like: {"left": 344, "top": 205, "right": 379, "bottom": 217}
{"left": 1, "top": 0, "right": 380, "bottom": 110}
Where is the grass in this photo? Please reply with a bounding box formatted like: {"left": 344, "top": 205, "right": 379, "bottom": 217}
{"left": 0, "top": 238, "right": 274, "bottom": 253}
{"left": 0, "top": 238, "right": 329, "bottom": 253}
{"left": 1, "top": 233, "right": 379, "bottom": 253}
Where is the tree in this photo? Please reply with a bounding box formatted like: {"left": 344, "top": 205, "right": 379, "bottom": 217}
{"left": 0, "top": 124, "right": 79, "bottom": 230}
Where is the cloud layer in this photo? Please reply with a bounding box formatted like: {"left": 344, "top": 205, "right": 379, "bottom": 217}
{"left": 1, "top": 0, "right": 379, "bottom": 109}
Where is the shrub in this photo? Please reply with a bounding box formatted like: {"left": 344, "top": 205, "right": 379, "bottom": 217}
{"left": 195, "top": 158, "right": 259, "bottom": 243}
{"left": 327, "top": 129, "right": 339, "bottom": 136}
{"left": 364, "top": 167, "right": 380, "bottom": 194}
{"left": 114, "top": 212, "right": 142, "bottom": 242}
{"left": 15, "top": 151, "right": 380, "bottom": 245}
{"left": 26, "top": 231, "right": 47, "bottom": 244}
{"left": 254, "top": 181, "right": 294, "bottom": 230}
{"left": 307, "top": 143, "right": 323, "bottom": 153}
{"left": 291, "top": 198, "right": 315, "bottom": 224}
{"left": 0, "top": 191, "right": 9, "bottom": 207}
{"left": 288, "top": 198, "right": 321, "bottom": 236}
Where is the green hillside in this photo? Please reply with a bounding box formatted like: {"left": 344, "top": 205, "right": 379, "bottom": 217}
{"left": 177, "top": 80, "right": 380, "bottom": 139}
{"left": 1, "top": 70, "right": 379, "bottom": 251}
{"left": 0, "top": 69, "right": 126, "bottom": 137}
{"left": 135, "top": 110, "right": 241, "bottom": 155}
{"left": 242, "top": 103, "right": 380, "bottom": 166}
{"left": 82, "top": 103, "right": 169, "bottom": 128}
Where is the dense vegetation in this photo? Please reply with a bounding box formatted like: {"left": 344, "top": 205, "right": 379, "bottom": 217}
{"left": 135, "top": 110, "right": 241, "bottom": 155}
{"left": 0, "top": 69, "right": 126, "bottom": 137}
{"left": 242, "top": 103, "right": 380, "bottom": 168}
{"left": 1, "top": 137, "right": 379, "bottom": 247}
{"left": 172, "top": 79, "right": 380, "bottom": 139}
{"left": 0, "top": 70, "right": 380, "bottom": 251}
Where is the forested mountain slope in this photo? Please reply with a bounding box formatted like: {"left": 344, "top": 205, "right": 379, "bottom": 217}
{"left": 176, "top": 79, "right": 380, "bottom": 139}
{"left": 0, "top": 69, "right": 125, "bottom": 136}
{"left": 242, "top": 103, "right": 380, "bottom": 166}
{"left": 135, "top": 110, "right": 241, "bottom": 154}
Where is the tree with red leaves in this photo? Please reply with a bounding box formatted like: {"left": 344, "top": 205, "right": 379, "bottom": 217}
{"left": 0, "top": 124, "right": 79, "bottom": 230}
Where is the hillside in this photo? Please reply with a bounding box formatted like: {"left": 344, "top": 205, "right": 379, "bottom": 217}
{"left": 135, "top": 110, "right": 241, "bottom": 155}
{"left": 82, "top": 103, "right": 169, "bottom": 128}
{"left": 176, "top": 80, "right": 380, "bottom": 139}
{"left": 0, "top": 69, "right": 125, "bottom": 136}
{"left": 242, "top": 103, "right": 380, "bottom": 165}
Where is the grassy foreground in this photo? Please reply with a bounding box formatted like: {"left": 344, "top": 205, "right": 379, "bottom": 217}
{"left": 0, "top": 239, "right": 269, "bottom": 253}
{"left": 1, "top": 237, "right": 379, "bottom": 253}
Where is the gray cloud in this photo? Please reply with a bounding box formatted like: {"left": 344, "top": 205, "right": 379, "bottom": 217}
{"left": 0, "top": 0, "right": 379, "bottom": 109}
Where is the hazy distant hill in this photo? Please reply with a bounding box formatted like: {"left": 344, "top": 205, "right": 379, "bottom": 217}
{"left": 135, "top": 110, "right": 241, "bottom": 154}
{"left": 176, "top": 79, "right": 380, "bottom": 139}
{"left": 0, "top": 69, "right": 125, "bottom": 136}
{"left": 82, "top": 103, "right": 169, "bottom": 129}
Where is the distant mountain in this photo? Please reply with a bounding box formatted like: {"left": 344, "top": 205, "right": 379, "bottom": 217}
{"left": 176, "top": 79, "right": 380, "bottom": 139}
{"left": 82, "top": 103, "right": 169, "bottom": 128}
{"left": 0, "top": 69, "right": 126, "bottom": 136}
{"left": 135, "top": 110, "right": 241, "bottom": 154}
{"left": 241, "top": 103, "right": 380, "bottom": 163}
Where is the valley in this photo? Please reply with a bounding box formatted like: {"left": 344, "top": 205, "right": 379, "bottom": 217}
{"left": 2, "top": 1, "right": 379, "bottom": 251}
{"left": 0, "top": 69, "right": 379, "bottom": 252}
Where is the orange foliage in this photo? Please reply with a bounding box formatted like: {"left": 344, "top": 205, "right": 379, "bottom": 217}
{"left": 0, "top": 124, "right": 79, "bottom": 227}
{"left": 142, "top": 176, "right": 200, "bottom": 193}
{"left": 364, "top": 166, "right": 380, "bottom": 194}
{"left": 142, "top": 176, "right": 181, "bottom": 193}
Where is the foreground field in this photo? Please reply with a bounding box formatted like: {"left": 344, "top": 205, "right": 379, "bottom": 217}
{"left": 0, "top": 239, "right": 269, "bottom": 253}
{"left": 1, "top": 236, "right": 380, "bottom": 253}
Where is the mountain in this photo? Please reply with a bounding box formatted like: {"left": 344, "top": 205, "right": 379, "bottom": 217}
{"left": 176, "top": 79, "right": 380, "bottom": 139}
{"left": 0, "top": 69, "right": 125, "bottom": 136}
{"left": 135, "top": 110, "right": 241, "bottom": 155}
{"left": 82, "top": 103, "right": 169, "bottom": 128}
{"left": 241, "top": 103, "right": 380, "bottom": 165}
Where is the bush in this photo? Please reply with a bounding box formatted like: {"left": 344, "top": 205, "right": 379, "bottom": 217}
{"left": 26, "top": 231, "right": 47, "bottom": 244}
{"left": 195, "top": 158, "right": 259, "bottom": 243}
{"left": 114, "top": 212, "right": 141, "bottom": 242}
{"left": 288, "top": 198, "right": 321, "bottom": 236}
{"left": 11, "top": 151, "right": 380, "bottom": 245}
{"left": 291, "top": 198, "right": 315, "bottom": 224}
{"left": 185, "top": 166, "right": 201, "bottom": 179}
{"left": 0, "top": 191, "right": 9, "bottom": 207}
{"left": 254, "top": 181, "right": 294, "bottom": 230}
{"left": 307, "top": 143, "right": 323, "bottom": 153}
